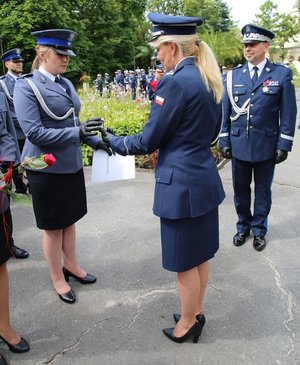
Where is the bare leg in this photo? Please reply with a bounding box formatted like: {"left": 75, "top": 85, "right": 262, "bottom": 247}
{"left": 0, "top": 263, "right": 21, "bottom": 344}
{"left": 62, "top": 224, "right": 86, "bottom": 278}
{"left": 42, "top": 229, "right": 70, "bottom": 294}
{"left": 173, "top": 266, "right": 201, "bottom": 337}
{"left": 195, "top": 261, "right": 209, "bottom": 315}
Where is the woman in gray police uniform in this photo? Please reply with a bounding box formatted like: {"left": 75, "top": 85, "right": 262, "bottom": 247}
{"left": 101, "top": 13, "right": 225, "bottom": 343}
{"left": 13, "top": 29, "right": 112, "bottom": 304}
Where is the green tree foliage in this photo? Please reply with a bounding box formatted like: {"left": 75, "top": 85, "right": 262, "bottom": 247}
{"left": 254, "top": 0, "right": 300, "bottom": 60}
{"left": 201, "top": 29, "right": 243, "bottom": 66}
{"left": 147, "top": 0, "right": 233, "bottom": 32}
{"left": 0, "top": 0, "right": 149, "bottom": 82}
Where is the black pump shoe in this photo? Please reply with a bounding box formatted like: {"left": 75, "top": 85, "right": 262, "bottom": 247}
{"left": 62, "top": 267, "right": 97, "bottom": 284}
{"left": 173, "top": 313, "right": 206, "bottom": 327}
{"left": 0, "top": 335, "right": 30, "bottom": 353}
{"left": 162, "top": 321, "right": 203, "bottom": 343}
{"left": 57, "top": 289, "right": 76, "bottom": 304}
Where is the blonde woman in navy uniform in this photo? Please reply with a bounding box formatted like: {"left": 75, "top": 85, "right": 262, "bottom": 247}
{"left": 219, "top": 25, "right": 297, "bottom": 251}
{"left": 14, "top": 29, "right": 112, "bottom": 304}
{"left": 0, "top": 91, "right": 30, "bottom": 359}
{"left": 100, "top": 13, "right": 225, "bottom": 343}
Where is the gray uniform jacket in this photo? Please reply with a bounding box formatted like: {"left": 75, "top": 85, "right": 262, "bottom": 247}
{"left": 0, "top": 91, "right": 19, "bottom": 212}
{"left": 13, "top": 70, "right": 99, "bottom": 174}
{"left": 0, "top": 72, "right": 26, "bottom": 140}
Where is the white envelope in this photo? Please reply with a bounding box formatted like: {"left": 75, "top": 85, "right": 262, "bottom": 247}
{"left": 91, "top": 150, "right": 135, "bottom": 182}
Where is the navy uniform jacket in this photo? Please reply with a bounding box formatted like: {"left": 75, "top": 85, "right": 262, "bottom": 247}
{"left": 0, "top": 72, "right": 26, "bottom": 140}
{"left": 109, "top": 57, "right": 225, "bottom": 219}
{"left": 13, "top": 70, "right": 99, "bottom": 174}
{"left": 0, "top": 91, "right": 20, "bottom": 212}
{"left": 219, "top": 60, "right": 297, "bottom": 161}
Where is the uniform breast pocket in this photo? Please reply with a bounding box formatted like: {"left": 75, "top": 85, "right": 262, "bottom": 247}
{"left": 232, "top": 87, "right": 246, "bottom": 96}
{"left": 262, "top": 87, "right": 280, "bottom": 95}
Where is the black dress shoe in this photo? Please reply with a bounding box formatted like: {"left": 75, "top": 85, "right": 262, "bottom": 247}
{"left": 11, "top": 244, "right": 29, "bottom": 259}
{"left": 162, "top": 321, "right": 203, "bottom": 343}
{"left": 57, "top": 289, "right": 76, "bottom": 304}
{"left": 0, "top": 335, "right": 30, "bottom": 353}
{"left": 233, "top": 232, "right": 250, "bottom": 246}
{"left": 253, "top": 236, "right": 266, "bottom": 251}
{"left": 0, "top": 353, "right": 8, "bottom": 365}
{"left": 173, "top": 313, "right": 206, "bottom": 327}
{"left": 62, "top": 267, "right": 97, "bottom": 284}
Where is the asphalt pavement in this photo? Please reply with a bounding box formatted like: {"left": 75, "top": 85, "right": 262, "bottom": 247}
{"left": 2, "top": 95, "right": 300, "bottom": 365}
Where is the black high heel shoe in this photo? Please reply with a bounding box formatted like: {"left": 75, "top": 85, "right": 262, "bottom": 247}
{"left": 56, "top": 289, "right": 76, "bottom": 304}
{"left": 173, "top": 312, "right": 206, "bottom": 327}
{"left": 0, "top": 335, "right": 30, "bottom": 353}
{"left": 162, "top": 321, "right": 203, "bottom": 343}
{"left": 62, "top": 267, "right": 97, "bottom": 284}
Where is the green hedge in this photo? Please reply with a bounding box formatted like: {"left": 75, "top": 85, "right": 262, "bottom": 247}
{"left": 79, "top": 90, "right": 221, "bottom": 168}
{"left": 79, "top": 91, "right": 151, "bottom": 167}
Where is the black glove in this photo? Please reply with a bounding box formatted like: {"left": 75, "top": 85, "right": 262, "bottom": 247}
{"left": 80, "top": 118, "right": 104, "bottom": 140}
{"left": 100, "top": 126, "right": 115, "bottom": 144}
{"left": 221, "top": 147, "right": 232, "bottom": 159}
{"left": 96, "top": 140, "right": 115, "bottom": 156}
{"left": 275, "top": 150, "right": 288, "bottom": 164}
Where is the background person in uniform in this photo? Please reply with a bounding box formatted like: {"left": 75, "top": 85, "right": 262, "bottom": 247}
{"left": 94, "top": 73, "right": 103, "bottom": 97}
{"left": 219, "top": 24, "right": 297, "bottom": 251}
{"left": 0, "top": 92, "right": 30, "bottom": 358}
{"left": 13, "top": 29, "right": 112, "bottom": 304}
{"left": 0, "top": 49, "right": 27, "bottom": 195}
{"left": 0, "top": 50, "right": 29, "bottom": 260}
{"left": 100, "top": 12, "right": 225, "bottom": 343}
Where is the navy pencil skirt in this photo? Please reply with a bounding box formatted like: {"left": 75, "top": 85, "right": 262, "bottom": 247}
{"left": 160, "top": 207, "right": 219, "bottom": 272}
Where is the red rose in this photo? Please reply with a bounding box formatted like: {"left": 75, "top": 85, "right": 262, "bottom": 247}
{"left": 1, "top": 166, "right": 13, "bottom": 183}
{"left": 43, "top": 153, "right": 56, "bottom": 166}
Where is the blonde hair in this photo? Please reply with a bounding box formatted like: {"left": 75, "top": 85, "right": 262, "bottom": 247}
{"left": 31, "top": 45, "right": 52, "bottom": 71}
{"left": 149, "top": 34, "right": 223, "bottom": 103}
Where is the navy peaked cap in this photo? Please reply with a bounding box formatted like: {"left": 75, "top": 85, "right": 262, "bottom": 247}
{"left": 31, "top": 29, "right": 77, "bottom": 56}
{"left": 148, "top": 12, "right": 203, "bottom": 42}
{"left": 1, "top": 48, "right": 23, "bottom": 62}
{"left": 241, "top": 24, "right": 275, "bottom": 44}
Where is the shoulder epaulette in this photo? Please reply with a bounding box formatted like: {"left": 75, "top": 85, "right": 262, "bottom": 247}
{"left": 0, "top": 75, "right": 6, "bottom": 80}
{"left": 18, "top": 73, "right": 33, "bottom": 79}
{"left": 273, "top": 62, "right": 289, "bottom": 68}
{"left": 233, "top": 64, "right": 243, "bottom": 69}
{"left": 164, "top": 70, "right": 175, "bottom": 76}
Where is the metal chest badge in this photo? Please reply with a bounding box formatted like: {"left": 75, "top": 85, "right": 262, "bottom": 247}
{"left": 262, "top": 80, "right": 269, "bottom": 92}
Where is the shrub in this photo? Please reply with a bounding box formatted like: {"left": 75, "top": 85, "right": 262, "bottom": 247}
{"left": 79, "top": 90, "right": 221, "bottom": 168}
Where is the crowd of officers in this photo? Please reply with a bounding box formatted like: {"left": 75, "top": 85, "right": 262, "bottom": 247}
{"left": 93, "top": 66, "right": 165, "bottom": 100}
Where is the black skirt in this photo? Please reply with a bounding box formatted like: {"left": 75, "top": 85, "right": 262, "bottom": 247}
{"left": 27, "top": 169, "right": 87, "bottom": 230}
{"left": 160, "top": 207, "right": 219, "bottom": 272}
{"left": 0, "top": 208, "right": 13, "bottom": 265}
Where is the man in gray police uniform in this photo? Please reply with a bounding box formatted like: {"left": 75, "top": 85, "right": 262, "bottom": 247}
{"left": 0, "top": 48, "right": 29, "bottom": 259}
{"left": 0, "top": 48, "right": 27, "bottom": 193}
{"left": 219, "top": 24, "right": 297, "bottom": 251}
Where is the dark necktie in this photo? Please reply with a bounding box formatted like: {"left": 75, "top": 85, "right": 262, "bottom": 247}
{"left": 252, "top": 66, "right": 258, "bottom": 86}
{"left": 55, "top": 76, "right": 71, "bottom": 96}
